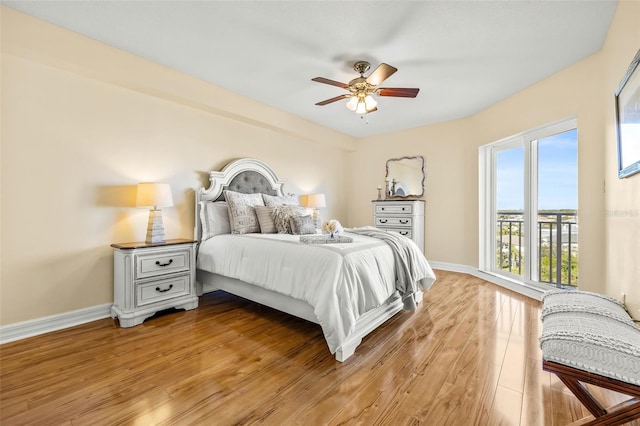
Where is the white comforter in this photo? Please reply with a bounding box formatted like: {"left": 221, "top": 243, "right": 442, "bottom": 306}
{"left": 197, "top": 232, "right": 435, "bottom": 353}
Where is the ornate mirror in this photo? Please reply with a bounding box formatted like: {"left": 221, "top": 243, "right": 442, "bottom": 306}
{"left": 385, "top": 155, "right": 425, "bottom": 198}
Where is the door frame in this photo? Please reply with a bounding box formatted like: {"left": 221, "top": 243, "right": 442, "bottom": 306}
{"left": 479, "top": 117, "right": 577, "bottom": 287}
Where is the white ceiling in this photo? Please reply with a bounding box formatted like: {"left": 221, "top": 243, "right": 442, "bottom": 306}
{"left": 5, "top": 1, "right": 618, "bottom": 138}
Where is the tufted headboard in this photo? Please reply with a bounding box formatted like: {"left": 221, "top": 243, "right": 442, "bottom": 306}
{"left": 212, "top": 170, "right": 277, "bottom": 201}
{"left": 194, "top": 158, "right": 287, "bottom": 240}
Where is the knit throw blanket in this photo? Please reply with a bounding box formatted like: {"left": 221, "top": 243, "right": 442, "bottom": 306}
{"left": 347, "top": 226, "right": 436, "bottom": 310}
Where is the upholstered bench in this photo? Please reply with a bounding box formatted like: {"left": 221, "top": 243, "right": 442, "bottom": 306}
{"left": 540, "top": 289, "right": 640, "bottom": 425}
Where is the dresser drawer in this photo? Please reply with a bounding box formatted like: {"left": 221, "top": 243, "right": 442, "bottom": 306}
{"left": 372, "top": 200, "right": 424, "bottom": 254}
{"left": 135, "top": 248, "right": 190, "bottom": 279}
{"left": 391, "top": 229, "right": 412, "bottom": 239}
{"left": 376, "top": 217, "right": 412, "bottom": 227}
{"left": 136, "top": 274, "right": 190, "bottom": 307}
{"left": 375, "top": 204, "right": 412, "bottom": 214}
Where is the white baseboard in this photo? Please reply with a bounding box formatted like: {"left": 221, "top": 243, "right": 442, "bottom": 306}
{"left": 0, "top": 303, "right": 112, "bottom": 344}
{"left": 428, "top": 260, "right": 544, "bottom": 301}
{"left": 0, "top": 262, "right": 545, "bottom": 345}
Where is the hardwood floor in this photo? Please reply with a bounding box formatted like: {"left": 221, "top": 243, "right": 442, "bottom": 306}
{"left": 1, "top": 270, "right": 638, "bottom": 425}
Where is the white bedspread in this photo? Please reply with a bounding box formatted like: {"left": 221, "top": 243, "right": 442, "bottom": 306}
{"left": 197, "top": 232, "right": 434, "bottom": 353}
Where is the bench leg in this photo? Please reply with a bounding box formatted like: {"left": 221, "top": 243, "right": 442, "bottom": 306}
{"left": 570, "top": 399, "right": 640, "bottom": 426}
{"left": 556, "top": 374, "right": 607, "bottom": 417}
{"left": 543, "top": 360, "right": 640, "bottom": 426}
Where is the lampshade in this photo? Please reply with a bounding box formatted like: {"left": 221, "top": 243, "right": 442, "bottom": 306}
{"left": 136, "top": 183, "right": 174, "bottom": 208}
{"left": 364, "top": 95, "right": 377, "bottom": 110}
{"left": 346, "top": 96, "right": 358, "bottom": 111}
{"left": 299, "top": 193, "right": 326, "bottom": 208}
{"left": 346, "top": 93, "right": 377, "bottom": 114}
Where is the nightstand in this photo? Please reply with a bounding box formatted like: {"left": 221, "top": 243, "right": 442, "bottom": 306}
{"left": 111, "top": 239, "right": 198, "bottom": 327}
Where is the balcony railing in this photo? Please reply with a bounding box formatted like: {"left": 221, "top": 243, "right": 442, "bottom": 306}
{"left": 497, "top": 211, "right": 578, "bottom": 287}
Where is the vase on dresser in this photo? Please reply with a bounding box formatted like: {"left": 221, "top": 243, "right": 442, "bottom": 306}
{"left": 372, "top": 200, "right": 425, "bottom": 253}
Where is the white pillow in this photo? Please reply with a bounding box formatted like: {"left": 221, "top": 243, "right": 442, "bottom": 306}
{"left": 262, "top": 193, "right": 299, "bottom": 207}
{"left": 224, "top": 190, "right": 265, "bottom": 234}
{"left": 199, "top": 201, "right": 231, "bottom": 240}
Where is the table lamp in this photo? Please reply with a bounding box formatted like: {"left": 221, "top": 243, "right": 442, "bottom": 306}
{"left": 136, "top": 182, "right": 174, "bottom": 244}
{"left": 300, "top": 193, "right": 326, "bottom": 228}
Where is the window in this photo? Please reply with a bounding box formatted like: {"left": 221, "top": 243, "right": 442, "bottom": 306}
{"left": 479, "top": 118, "right": 578, "bottom": 288}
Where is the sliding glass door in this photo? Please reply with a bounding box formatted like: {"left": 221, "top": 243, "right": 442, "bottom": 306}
{"left": 495, "top": 143, "right": 525, "bottom": 281}
{"left": 480, "top": 119, "right": 578, "bottom": 289}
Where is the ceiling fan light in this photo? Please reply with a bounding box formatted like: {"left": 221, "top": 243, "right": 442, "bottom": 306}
{"left": 346, "top": 96, "right": 358, "bottom": 111}
{"left": 364, "top": 95, "right": 377, "bottom": 111}
{"left": 355, "top": 99, "right": 367, "bottom": 114}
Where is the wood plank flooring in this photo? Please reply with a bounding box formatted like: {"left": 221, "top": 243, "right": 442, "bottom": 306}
{"left": 1, "top": 270, "right": 638, "bottom": 425}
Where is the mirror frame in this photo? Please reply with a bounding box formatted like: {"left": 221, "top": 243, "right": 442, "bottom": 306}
{"left": 385, "top": 155, "right": 425, "bottom": 199}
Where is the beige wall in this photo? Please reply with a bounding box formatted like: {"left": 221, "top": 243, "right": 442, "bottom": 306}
{"left": 0, "top": 7, "right": 355, "bottom": 325}
{"left": 350, "top": 1, "right": 639, "bottom": 317}
{"left": 602, "top": 1, "right": 640, "bottom": 318}
{"left": 2, "top": 2, "right": 639, "bottom": 327}
{"left": 348, "top": 119, "right": 476, "bottom": 266}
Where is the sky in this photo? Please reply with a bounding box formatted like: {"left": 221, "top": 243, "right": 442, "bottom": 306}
{"left": 496, "top": 129, "right": 577, "bottom": 210}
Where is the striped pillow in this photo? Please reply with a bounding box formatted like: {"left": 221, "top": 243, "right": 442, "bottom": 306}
{"left": 255, "top": 206, "right": 277, "bottom": 234}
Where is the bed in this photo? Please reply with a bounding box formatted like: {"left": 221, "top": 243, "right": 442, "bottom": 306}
{"left": 194, "top": 158, "right": 436, "bottom": 361}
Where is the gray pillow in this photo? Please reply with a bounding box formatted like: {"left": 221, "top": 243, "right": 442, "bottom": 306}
{"left": 272, "top": 205, "right": 306, "bottom": 234}
{"left": 224, "top": 190, "right": 265, "bottom": 234}
{"left": 262, "top": 193, "right": 299, "bottom": 207}
{"left": 255, "top": 206, "right": 277, "bottom": 234}
{"left": 290, "top": 215, "right": 316, "bottom": 235}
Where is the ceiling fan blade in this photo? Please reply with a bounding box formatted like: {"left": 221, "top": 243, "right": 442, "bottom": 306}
{"left": 366, "top": 63, "right": 397, "bottom": 86}
{"left": 311, "top": 77, "right": 349, "bottom": 89}
{"left": 377, "top": 88, "right": 420, "bottom": 98}
{"left": 315, "top": 94, "right": 350, "bottom": 106}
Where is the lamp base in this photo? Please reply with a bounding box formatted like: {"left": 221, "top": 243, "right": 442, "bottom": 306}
{"left": 145, "top": 209, "right": 166, "bottom": 244}
{"left": 312, "top": 209, "right": 321, "bottom": 230}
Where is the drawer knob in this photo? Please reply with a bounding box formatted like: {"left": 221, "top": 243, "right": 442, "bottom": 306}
{"left": 379, "top": 219, "right": 388, "bottom": 224}
{"left": 400, "top": 231, "right": 409, "bottom": 236}
{"left": 400, "top": 219, "right": 409, "bottom": 224}
{"left": 156, "top": 284, "right": 174, "bottom": 293}
{"left": 155, "top": 259, "right": 173, "bottom": 267}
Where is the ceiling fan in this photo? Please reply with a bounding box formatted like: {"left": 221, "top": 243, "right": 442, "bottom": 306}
{"left": 312, "top": 61, "right": 419, "bottom": 114}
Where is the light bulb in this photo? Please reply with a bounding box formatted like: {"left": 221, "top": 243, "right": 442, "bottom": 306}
{"left": 346, "top": 96, "right": 358, "bottom": 111}
{"left": 355, "top": 99, "right": 367, "bottom": 114}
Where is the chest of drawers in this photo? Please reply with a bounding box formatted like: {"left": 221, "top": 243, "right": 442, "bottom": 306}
{"left": 372, "top": 200, "right": 425, "bottom": 253}
{"left": 111, "top": 239, "right": 198, "bottom": 327}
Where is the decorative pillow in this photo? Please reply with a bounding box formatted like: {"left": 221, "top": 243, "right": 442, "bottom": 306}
{"left": 272, "top": 205, "right": 306, "bottom": 234}
{"left": 224, "top": 190, "right": 265, "bottom": 234}
{"left": 199, "top": 201, "right": 231, "bottom": 240}
{"left": 290, "top": 215, "right": 316, "bottom": 235}
{"left": 262, "top": 193, "right": 299, "bottom": 207}
{"left": 255, "top": 206, "right": 277, "bottom": 234}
